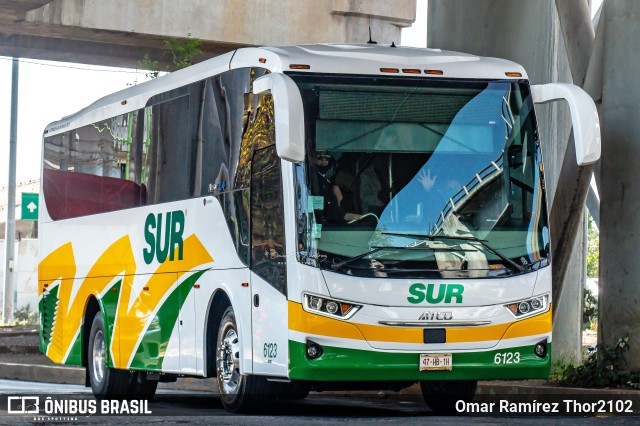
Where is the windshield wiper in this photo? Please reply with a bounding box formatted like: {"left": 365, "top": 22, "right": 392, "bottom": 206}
{"left": 330, "top": 245, "right": 464, "bottom": 272}
{"left": 379, "top": 232, "right": 524, "bottom": 274}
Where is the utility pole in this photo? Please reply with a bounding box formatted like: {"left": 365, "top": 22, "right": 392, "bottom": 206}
{"left": 2, "top": 58, "right": 19, "bottom": 324}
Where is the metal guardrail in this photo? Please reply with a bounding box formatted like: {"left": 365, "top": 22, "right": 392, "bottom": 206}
{"left": 429, "top": 152, "right": 505, "bottom": 235}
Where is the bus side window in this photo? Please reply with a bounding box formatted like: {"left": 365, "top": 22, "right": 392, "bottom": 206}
{"left": 250, "top": 144, "right": 286, "bottom": 294}
{"left": 42, "top": 113, "right": 148, "bottom": 221}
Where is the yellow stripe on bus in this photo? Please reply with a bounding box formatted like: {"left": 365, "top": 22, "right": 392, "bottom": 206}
{"left": 113, "top": 234, "right": 213, "bottom": 368}
{"left": 39, "top": 234, "right": 213, "bottom": 367}
{"left": 39, "top": 236, "right": 137, "bottom": 364}
{"left": 289, "top": 301, "right": 551, "bottom": 345}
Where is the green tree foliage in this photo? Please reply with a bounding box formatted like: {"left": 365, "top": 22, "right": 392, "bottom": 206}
{"left": 556, "top": 335, "right": 640, "bottom": 389}
{"left": 138, "top": 33, "right": 202, "bottom": 78}
{"left": 583, "top": 287, "right": 597, "bottom": 330}
{"left": 164, "top": 34, "right": 203, "bottom": 71}
{"left": 587, "top": 213, "right": 599, "bottom": 278}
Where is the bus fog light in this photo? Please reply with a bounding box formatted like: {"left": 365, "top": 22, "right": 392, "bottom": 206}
{"left": 534, "top": 339, "right": 547, "bottom": 358}
{"left": 306, "top": 340, "right": 323, "bottom": 359}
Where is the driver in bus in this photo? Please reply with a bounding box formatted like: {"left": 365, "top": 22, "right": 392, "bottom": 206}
{"left": 309, "top": 150, "right": 361, "bottom": 223}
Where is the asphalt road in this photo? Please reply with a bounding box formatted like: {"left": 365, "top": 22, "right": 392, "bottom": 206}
{"left": 0, "top": 380, "right": 638, "bottom": 425}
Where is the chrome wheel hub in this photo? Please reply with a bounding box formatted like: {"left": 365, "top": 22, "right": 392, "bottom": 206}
{"left": 92, "top": 330, "right": 106, "bottom": 383}
{"left": 217, "top": 328, "right": 240, "bottom": 394}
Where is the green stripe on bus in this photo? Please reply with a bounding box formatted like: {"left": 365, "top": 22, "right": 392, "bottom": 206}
{"left": 60, "top": 279, "right": 123, "bottom": 367}
{"left": 129, "top": 269, "right": 207, "bottom": 371}
{"left": 289, "top": 340, "right": 551, "bottom": 381}
{"left": 101, "top": 279, "right": 122, "bottom": 368}
{"left": 39, "top": 284, "right": 59, "bottom": 353}
{"left": 64, "top": 332, "right": 83, "bottom": 365}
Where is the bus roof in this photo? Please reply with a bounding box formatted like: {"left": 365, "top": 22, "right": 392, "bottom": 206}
{"left": 44, "top": 43, "right": 528, "bottom": 136}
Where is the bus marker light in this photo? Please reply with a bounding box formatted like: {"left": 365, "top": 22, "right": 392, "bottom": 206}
{"left": 380, "top": 68, "right": 399, "bottom": 73}
{"left": 241, "top": 282, "right": 249, "bottom": 287}
{"left": 259, "top": 58, "right": 267, "bottom": 63}
{"left": 111, "top": 287, "right": 118, "bottom": 292}
{"left": 424, "top": 69, "right": 444, "bottom": 75}
{"left": 340, "top": 303, "right": 353, "bottom": 315}
{"left": 194, "top": 284, "right": 200, "bottom": 289}
{"left": 402, "top": 68, "right": 421, "bottom": 74}
{"left": 290, "top": 64, "right": 310, "bottom": 70}
{"left": 505, "top": 72, "right": 522, "bottom": 77}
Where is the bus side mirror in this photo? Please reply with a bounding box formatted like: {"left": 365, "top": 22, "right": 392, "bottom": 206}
{"left": 531, "top": 83, "right": 601, "bottom": 166}
{"left": 253, "top": 73, "right": 305, "bottom": 163}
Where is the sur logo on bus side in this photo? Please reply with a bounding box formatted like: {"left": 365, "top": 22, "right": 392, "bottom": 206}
{"left": 407, "top": 283, "right": 464, "bottom": 304}
{"left": 143, "top": 211, "right": 185, "bottom": 264}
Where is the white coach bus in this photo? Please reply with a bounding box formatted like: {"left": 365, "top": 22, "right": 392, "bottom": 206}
{"left": 38, "top": 44, "right": 600, "bottom": 413}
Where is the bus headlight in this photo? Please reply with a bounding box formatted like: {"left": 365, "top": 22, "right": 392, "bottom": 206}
{"left": 505, "top": 294, "right": 549, "bottom": 318}
{"left": 303, "top": 293, "right": 361, "bottom": 320}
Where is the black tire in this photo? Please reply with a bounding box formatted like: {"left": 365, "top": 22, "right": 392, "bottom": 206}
{"left": 87, "top": 312, "right": 132, "bottom": 399}
{"left": 420, "top": 380, "right": 477, "bottom": 413}
{"left": 216, "top": 306, "right": 272, "bottom": 413}
{"left": 128, "top": 371, "right": 158, "bottom": 400}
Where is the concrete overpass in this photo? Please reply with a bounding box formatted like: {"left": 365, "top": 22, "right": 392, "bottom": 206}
{"left": 0, "top": 0, "right": 415, "bottom": 68}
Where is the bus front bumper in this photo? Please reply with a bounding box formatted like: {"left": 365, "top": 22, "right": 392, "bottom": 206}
{"left": 288, "top": 340, "right": 551, "bottom": 381}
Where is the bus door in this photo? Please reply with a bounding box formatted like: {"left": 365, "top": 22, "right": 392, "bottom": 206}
{"left": 250, "top": 144, "right": 288, "bottom": 376}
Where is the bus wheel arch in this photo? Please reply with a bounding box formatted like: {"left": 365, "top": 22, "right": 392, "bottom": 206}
{"left": 82, "top": 296, "right": 101, "bottom": 370}
{"left": 205, "top": 289, "right": 232, "bottom": 378}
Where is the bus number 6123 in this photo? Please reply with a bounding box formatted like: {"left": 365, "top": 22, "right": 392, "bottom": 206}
{"left": 494, "top": 352, "right": 521, "bottom": 365}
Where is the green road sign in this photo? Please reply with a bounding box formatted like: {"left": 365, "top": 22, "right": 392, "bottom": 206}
{"left": 21, "top": 192, "right": 39, "bottom": 220}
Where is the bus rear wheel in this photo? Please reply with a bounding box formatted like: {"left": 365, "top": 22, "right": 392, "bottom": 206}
{"left": 87, "top": 312, "right": 131, "bottom": 399}
{"left": 216, "top": 306, "right": 271, "bottom": 413}
{"left": 420, "top": 380, "right": 477, "bottom": 413}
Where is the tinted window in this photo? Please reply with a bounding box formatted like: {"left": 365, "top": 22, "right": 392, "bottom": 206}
{"left": 251, "top": 144, "right": 286, "bottom": 293}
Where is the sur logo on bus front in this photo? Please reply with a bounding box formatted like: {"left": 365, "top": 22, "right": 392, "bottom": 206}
{"left": 407, "top": 283, "right": 464, "bottom": 304}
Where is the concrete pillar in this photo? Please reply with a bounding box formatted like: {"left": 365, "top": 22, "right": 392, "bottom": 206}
{"left": 428, "top": 0, "right": 585, "bottom": 362}
{"left": 599, "top": 0, "right": 640, "bottom": 368}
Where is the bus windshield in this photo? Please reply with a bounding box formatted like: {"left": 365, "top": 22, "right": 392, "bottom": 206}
{"left": 291, "top": 73, "right": 549, "bottom": 279}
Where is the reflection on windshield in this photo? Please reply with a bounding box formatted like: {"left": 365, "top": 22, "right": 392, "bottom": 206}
{"left": 292, "top": 74, "right": 549, "bottom": 279}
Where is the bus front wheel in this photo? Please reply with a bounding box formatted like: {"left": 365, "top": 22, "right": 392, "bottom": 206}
{"left": 87, "top": 312, "right": 131, "bottom": 398}
{"left": 420, "top": 380, "right": 477, "bottom": 412}
{"left": 216, "top": 306, "right": 271, "bottom": 413}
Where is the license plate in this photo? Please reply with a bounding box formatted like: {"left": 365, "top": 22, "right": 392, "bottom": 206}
{"left": 419, "top": 353, "right": 452, "bottom": 371}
